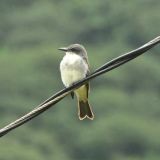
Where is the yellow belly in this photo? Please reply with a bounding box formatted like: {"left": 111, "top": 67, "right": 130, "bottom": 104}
{"left": 75, "top": 85, "right": 88, "bottom": 102}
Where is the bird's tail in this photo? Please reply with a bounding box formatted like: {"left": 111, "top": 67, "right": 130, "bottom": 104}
{"left": 78, "top": 100, "right": 94, "bottom": 120}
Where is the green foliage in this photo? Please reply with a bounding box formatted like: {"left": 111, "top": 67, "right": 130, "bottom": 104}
{"left": 0, "top": 0, "right": 160, "bottom": 160}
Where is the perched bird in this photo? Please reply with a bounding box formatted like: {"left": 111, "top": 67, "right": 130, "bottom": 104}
{"left": 59, "top": 44, "right": 94, "bottom": 120}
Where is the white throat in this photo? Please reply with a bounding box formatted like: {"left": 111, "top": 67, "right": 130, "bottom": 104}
{"left": 60, "top": 52, "right": 88, "bottom": 87}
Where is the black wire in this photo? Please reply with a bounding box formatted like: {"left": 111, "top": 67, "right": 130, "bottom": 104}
{"left": 38, "top": 36, "right": 160, "bottom": 107}
{"left": 0, "top": 36, "right": 159, "bottom": 137}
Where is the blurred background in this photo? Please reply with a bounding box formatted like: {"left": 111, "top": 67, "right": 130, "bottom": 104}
{"left": 0, "top": 0, "right": 160, "bottom": 160}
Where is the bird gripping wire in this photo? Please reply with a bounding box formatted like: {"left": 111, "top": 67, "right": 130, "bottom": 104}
{"left": 0, "top": 36, "right": 160, "bottom": 137}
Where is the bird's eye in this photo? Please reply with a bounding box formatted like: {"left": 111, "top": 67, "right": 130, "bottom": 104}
{"left": 71, "top": 48, "right": 79, "bottom": 53}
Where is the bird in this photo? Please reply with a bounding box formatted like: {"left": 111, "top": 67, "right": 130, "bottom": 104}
{"left": 59, "top": 44, "right": 94, "bottom": 120}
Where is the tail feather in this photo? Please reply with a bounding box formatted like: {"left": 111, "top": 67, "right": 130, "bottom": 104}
{"left": 78, "top": 100, "right": 94, "bottom": 120}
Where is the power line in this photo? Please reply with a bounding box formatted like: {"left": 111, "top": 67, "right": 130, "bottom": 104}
{"left": 0, "top": 36, "right": 159, "bottom": 137}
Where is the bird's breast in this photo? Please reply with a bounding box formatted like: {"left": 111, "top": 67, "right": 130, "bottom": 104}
{"left": 60, "top": 54, "right": 88, "bottom": 87}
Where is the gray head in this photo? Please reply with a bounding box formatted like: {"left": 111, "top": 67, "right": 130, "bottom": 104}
{"left": 58, "top": 44, "right": 88, "bottom": 58}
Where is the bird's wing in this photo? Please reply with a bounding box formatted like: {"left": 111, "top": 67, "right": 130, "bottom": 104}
{"left": 85, "top": 59, "right": 90, "bottom": 96}
{"left": 70, "top": 91, "right": 74, "bottom": 99}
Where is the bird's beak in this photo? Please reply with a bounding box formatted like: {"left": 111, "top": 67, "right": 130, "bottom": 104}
{"left": 58, "top": 47, "right": 68, "bottom": 52}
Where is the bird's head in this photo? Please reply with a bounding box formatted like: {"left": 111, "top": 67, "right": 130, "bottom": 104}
{"left": 58, "top": 44, "right": 87, "bottom": 57}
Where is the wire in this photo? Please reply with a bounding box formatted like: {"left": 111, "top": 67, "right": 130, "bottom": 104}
{"left": 0, "top": 36, "right": 159, "bottom": 137}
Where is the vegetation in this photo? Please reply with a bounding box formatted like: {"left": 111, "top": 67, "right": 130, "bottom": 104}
{"left": 0, "top": 0, "right": 160, "bottom": 159}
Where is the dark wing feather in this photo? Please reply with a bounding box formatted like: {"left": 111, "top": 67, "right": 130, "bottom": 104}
{"left": 71, "top": 91, "right": 74, "bottom": 99}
